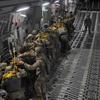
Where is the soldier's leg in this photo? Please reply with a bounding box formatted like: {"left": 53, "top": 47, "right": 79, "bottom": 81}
{"left": 88, "top": 25, "right": 91, "bottom": 34}
{"left": 34, "top": 79, "right": 44, "bottom": 100}
{"left": 34, "top": 81, "right": 42, "bottom": 96}
{"left": 34, "top": 76, "right": 47, "bottom": 100}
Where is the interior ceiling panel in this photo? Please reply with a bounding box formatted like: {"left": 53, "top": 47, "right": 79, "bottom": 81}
{"left": 0, "top": 0, "right": 40, "bottom": 8}
{"left": 0, "top": 0, "right": 41, "bottom": 15}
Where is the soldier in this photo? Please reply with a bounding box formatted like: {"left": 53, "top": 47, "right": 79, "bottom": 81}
{"left": 69, "top": 12, "right": 75, "bottom": 31}
{"left": 34, "top": 47, "right": 48, "bottom": 100}
{"left": 64, "top": 12, "right": 75, "bottom": 40}
{"left": 49, "top": 15, "right": 56, "bottom": 26}
{"left": 59, "top": 32, "right": 70, "bottom": 53}
{"left": 84, "top": 14, "right": 92, "bottom": 34}
{"left": 64, "top": 19, "right": 72, "bottom": 41}
{"left": 18, "top": 44, "right": 36, "bottom": 99}
{"left": 41, "top": 24, "right": 56, "bottom": 64}
{"left": 69, "top": 12, "right": 75, "bottom": 25}
{"left": 19, "top": 46, "right": 48, "bottom": 100}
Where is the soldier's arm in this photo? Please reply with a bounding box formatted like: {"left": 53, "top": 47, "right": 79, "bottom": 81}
{"left": 24, "top": 59, "right": 43, "bottom": 71}
{"left": 69, "top": 16, "right": 75, "bottom": 20}
{"left": 18, "top": 52, "right": 29, "bottom": 57}
{"left": 18, "top": 50, "right": 35, "bottom": 57}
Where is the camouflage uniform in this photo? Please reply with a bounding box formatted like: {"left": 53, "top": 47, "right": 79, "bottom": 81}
{"left": 23, "top": 47, "right": 48, "bottom": 100}
{"left": 59, "top": 32, "right": 69, "bottom": 53}
{"left": 18, "top": 45, "right": 36, "bottom": 99}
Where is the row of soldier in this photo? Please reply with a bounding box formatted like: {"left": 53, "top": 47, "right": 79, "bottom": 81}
{"left": 0, "top": 12, "right": 75, "bottom": 100}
